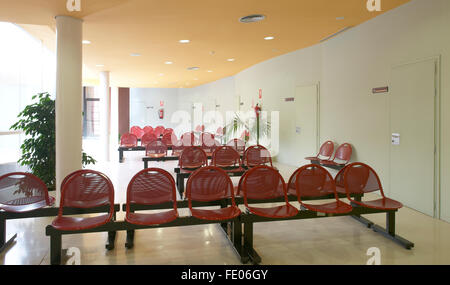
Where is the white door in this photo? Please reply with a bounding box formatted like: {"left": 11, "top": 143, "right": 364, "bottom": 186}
{"left": 389, "top": 58, "right": 437, "bottom": 217}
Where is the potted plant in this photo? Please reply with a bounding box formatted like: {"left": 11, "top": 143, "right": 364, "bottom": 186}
{"left": 10, "top": 92, "right": 96, "bottom": 191}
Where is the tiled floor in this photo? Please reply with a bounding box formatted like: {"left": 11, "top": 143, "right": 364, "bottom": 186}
{"left": 1, "top": 149, "right": 450, "bottom": 265}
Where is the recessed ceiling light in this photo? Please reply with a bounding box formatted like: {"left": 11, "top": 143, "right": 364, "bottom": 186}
{"left": 187, "top": 67, "right": 199, "bottom": 71}
{"left": 159, "top": 73, "right": 164, "bottom": 76}
{"left": 179, "top": 40, "right": 190, "bottom": 43}
{"left": 82, "top": 40, "right": 91, "bottom": 44}
{"left": 95, "top": 64, "right": 104, "bottom": 67}
{"left": 336, "top": 17, "right": 345, "bottom": 20}
{"left": 165, "top": 61, "right": 173, "bottom": 65}
{"left": 207, "top": 70, "right": 213, "bottom": 73}
{"left": 239, "top": 14, "right": 266, "bottom": 23}
{"left": 264, "top": 36, "right": 275, "bottom": 40}
{"left": 130, "top": 53, "right": 141, "bottom": 57}
{"left": 194, "top": 78, "right": 199, "bottom": 81}
{"left": 227, "top": 58, "right": 235, "bottom": 62}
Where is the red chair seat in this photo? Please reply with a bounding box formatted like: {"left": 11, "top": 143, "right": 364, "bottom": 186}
{"left": 121, "top": 144, "right": 136, "bottom": 148}
{"left": 147, "top": 153, "right": 166, "bottom": 158}
{"left": 247, "top": 204, "right": 298, "bottom": 218}
{"left": 0, "top": 196, "right": 55, "bottom": 213}
{"left": 126, "top": 210, "right": 178, "bottom": 226}
{"left": 191, "top": 206, "right": 241, "bottom": 221}
{"left": 305, "top": 156, "right": 320, "bottom": 161}
{"left": 354, "top": 197, "right": 403, "bottom": 210}
{"left": 302, "top": 200, "right": 352, "bottom": 214}
{"left": 51, "top": 214, "right": 111, "bottom": 231}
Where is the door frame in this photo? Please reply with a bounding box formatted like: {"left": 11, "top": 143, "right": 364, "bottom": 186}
{"left": 389, "top": 55, "right": 441, "bottom": 218}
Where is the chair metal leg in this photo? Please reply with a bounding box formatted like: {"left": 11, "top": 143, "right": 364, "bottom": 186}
{"left": 371, "top": 211, "right": 414, "bottom": 250}
{"left": 50, "top": 234, "right": 62, "bottom": 265}
{"left": 0, "top": 215, "right": 17, "bottom": 253}
{"left": 125, "top": 230, "right": 135, "bottom": 249}
{"left": 243, "top": 221, "right": 261, "bottom": 264}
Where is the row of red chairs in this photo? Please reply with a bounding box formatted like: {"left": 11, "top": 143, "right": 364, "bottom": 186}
{"left": 305, "top": 141, "right": 353, "bottom": 167}
{"left": 130, "top": 126, "right": 172, "bottom": 140}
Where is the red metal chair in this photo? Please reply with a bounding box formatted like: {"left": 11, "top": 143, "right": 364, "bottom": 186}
{"left": 288, "top": 164, "right": 352, "bottom": 214}
{"left": 320, "top": 143, "right": 352, "bottom": 167}
{"left": 143, "top": 126, "right": 154, "bottom": 134}
{"left": 145, "top": 141, "right": 168, "bottom": 158}
{"left": 343, "top": 163, "right": 403, "bottom": 210}
{"left": 244, "top": 145, "right": 273, "bottom": 168}
{"left": 163, "top": 128, "right": 174, "bottom": 136}
{"left": 239, "top": 166, "right": 298, "bottom": 218}
{"left": 130, "top": 126, "right": 145, "bottom": 140}
{"left": 305, "top": 140, "right": 334, "bottom": 162}
{"left": 180, "top": 132, "right": 196, "bottom": 147}
{"left": 162, "top": 132, "right": 178, "bottom": 148}
{"left": 171, "top": 140, "right": 184, "bottom": 157}
{"left": 226, "top": 139, "right": 245, "bottom": 156}
{"left": 0, "top": 172, "right": 55, "bottom": 213}
{"left": 211, "top": 146, "right": 242, "bottom": 169}
{"left": 186, "top": 167, "right": 241, "bottom": 221}
{"left": 141, "top": 132, "right": 158, "bottom": 147}
{"left": 125, "top": 168, "right": 178, "bottom": 226}
{"left": 51, "top": 170, "right": 115, "bottom": 231}
{"left": 194, "top": 125, "right": 205, "bottom": 133}
{"left": 201, "top": 132, "right": 217, "bottom": 155}
{"left": 120, "top": 133, "right": 138, "bottom": 147}
{"left": 179, "top": 146, "right": 208, "bottom": 171}
{"left": 334, "top": 165, "right": 349, "bottom": 195}
{"left": 154, "top": 126, "right": 165, "bottom": 137}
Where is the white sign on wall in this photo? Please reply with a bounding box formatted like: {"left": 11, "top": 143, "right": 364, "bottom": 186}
{"left": 391, "top": 133, "right": 400, "bottom": 145}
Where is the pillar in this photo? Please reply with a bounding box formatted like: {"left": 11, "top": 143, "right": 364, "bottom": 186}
{"left": 99, "top": 71, "right": 111, "bottom": 161}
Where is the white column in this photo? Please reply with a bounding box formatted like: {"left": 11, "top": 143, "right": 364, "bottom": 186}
{"left": 110, "top": 87, "right": 119, "bottom": 158}
{"left": 55, "top": 16, "right": 83, "bottom": 205}
{"left": 99, "top": 71, "right": 111, "bottom": 161}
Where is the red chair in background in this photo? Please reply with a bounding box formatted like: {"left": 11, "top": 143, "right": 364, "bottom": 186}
{"left": 179, "top": 146, "right": 208, "bottom": 171}
{"left": 200, "top": 132, "right": 217, "bottom": 156}
{"left": 334, "top": 165, "right": 349, "bottom": 195}
{"left": 51, "top": 170, "right": 115, "bottom": 231}
{"left": 162, "top": 132, "right": 178, "bottom": 148}
{"left": 154, "top": 126, "right": 165, "bottom": 137}
{"left": 125, "top": 168, "right": 178, "bottom": 227}
{"left": 141, "top": 132, "right": 158, "bottom": 147}
{"left": 163, "top": 128, "right": 174, "bottom": 136}
{"left": 288, "top": 164, "right": 352, "bottom": 214}
{"left": 143, "top": 126, "right": 154, "bottom": 134}
{"left": 171, "top": 141, "right": 184, "bottom": 157}
{"left": 211, "top": 146, "right": 242, "bottom": 170}
{"left": 194, "top": 125, "right": 205, "bottom": 133}
{"left": 320, "top": 143, "right": 352, "bottom": 167}
{"left": 180, "top": 132, "right": 196, "bottom": 147}
{"left": 186, "top": 167, "right": 241, "bottom": 221}
{"left": 305, "top": 141, "right": 334, "bottom": 162}
{"left": 343, "top": 163, "right": 403, "bottom": 210}
{"left": 244, "top": 145, "right": 273, "bottom": 168}
{"left": 130, "top": 126, "right": 145, "bottom": 140}
{"left": 120, "top": 133, "right": 138, "bottom": 147}
{"left": 145, "top": 141, "right": 168, "bottom": 158}
{"left": 238, "top": 166, "right": 298, "bottom": 218}
{"left": 226, "top": 139, "right": 245, "bottom": 156}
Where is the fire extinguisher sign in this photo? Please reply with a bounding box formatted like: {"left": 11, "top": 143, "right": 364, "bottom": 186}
{"left": 259, "top": 89, "right": 262, "bottom": 99}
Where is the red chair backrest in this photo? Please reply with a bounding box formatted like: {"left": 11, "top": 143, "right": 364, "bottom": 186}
{"left": 244, "top": 145, "right": 272, "bottom": 167}
{"left": 143, "top": 126, "right": 154, "bottom": 134}
{"left": 239, "top": 166, "right": 289, "bottom": 203}
{"left": 201, "top": 133, "right": 215, "bottom": 147}
{"left": 226, "top": 139, "right": 245, "bottom": 155}
{"left": 332, "top": 143, "right": 352, "bottom": 164}
{"left": 130, "top": 126, "right": 145, "bottom": 139}
{"left": 186, "top": 166, "right": 236, "bottom": 203}
{"left": 180, "top": 132, "right": 196, "bottom": 146}
{"left": 343, "top": 162, "right": 385, "bottom": 197}
{"left": 163, "top": 128, "right": 174, "bottom": 136}
{"left": 162, "top": 133, "right": 178, "bottom": 147}
{"left": 0, "top": 172, "right": 53, "bottom": 211}
{"left": 58, "top": 170, "right": 115, "bottom": 215}
{"left": 120, "top": 133, "right": 138, "bottom": 147}
{"left": 126, "top": 168, "right": 177, "bottom": 212}
{"left": 287, "top": 164, "right": 337, "bottom": 200}
{"left": 212, "top": 146, "right": 241, "bottom": 168}
{"left": 195, "top": 125, "right": 205, "bottom": 132}
{"left": 172, "top": 140, "right": 185, "bottom": 156}
{"left": 318, "top": 141, "right": 334, "bottom": 159}
{"left": 179, "top": 146, "right": 208, "bottom": 169}
{"left": 216, "top": 127, "right": 223, "bottom": 136}
{"left": 154, "top": 126, "right": 165, "bottom": 137}
{"left": 141, "top": 132, "right": 158, "bottom": 147}
{"left": 145, "top": 141, "right": 168, "bottom": 157}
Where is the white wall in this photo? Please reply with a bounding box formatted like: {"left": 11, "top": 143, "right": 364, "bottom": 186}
{"left": 130, "top": 88, "right": 179, "bottom": 130}
{"left": 171, "top": 0, "right": 450, "bottom": 222}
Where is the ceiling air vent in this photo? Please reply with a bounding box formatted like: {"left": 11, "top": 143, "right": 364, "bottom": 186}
{"left": 187, "top": 67, "right": 200, "bottom": 71}
{"left": 239, "top": 14, "right": 266, "bottom": 23}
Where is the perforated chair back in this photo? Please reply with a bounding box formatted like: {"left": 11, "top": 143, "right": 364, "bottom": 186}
{"left": 212, "top": 146, "right": 241, "bottom": 168}
{"left": 201, "top": 133, "right": 215, "bottom": 146}
{"left": 195, "top": 125, "right": 205, "bottom": 133}
{"left": 244, "top": 145, "right": 273, "bottom": 167}
{"left": 332, "top": 143, "right": 352, "bottom": 164}
{"left": 162, "top": 132, "right": 178, "bottom": 147}
{"left": 239, "top": 166, "right": 287, "bottom": 201}
{"left": 334, "top": 165, "right": 350, "bottom": 194}
{"left": 130, "top": 126, "right": 145, "bottom": 139}
{"left": 126, "top": 168, "right": 177, "bottom": 210}
{"left": 318, "top": 141, "right": 334, "bottom": 160}
{"left": 180, "top": 132, "right": 196, "bottom": 146}
{"left": 120, "top": 133, "right": 138, "bottom": 147}
{"left": 0, "top": 172, "right": 55, "bottom": 213}
{"left": 179, "top": 146, "right": 208, "bottom": 169}
{"left": 163, "top": 128, "right": 174, "bottom": 136}
{"left": 146, "top": 141, "right": 168, "bottom": 158}
{"left": 154, "top": 126, "right": 165, "bottom": 137}
{"left": 172, "top": 140, "right": 184, "bottom": 157}
{"left": 141, "top": 132, "right": 158, "bottom": 147}
{"left": 288, "top": 164, "right": 337, "bottom": 200}
{"left": 143, "top": 126, "right": 154, "bottom": 134}
{"left": 343, "top": 163, "right": 384, "bottom": 197}
{"left": 186, "top": 166, "right": 236, "bottom": 202}
{"left": 226, "top": 139, "right": 245, "bottom": 155}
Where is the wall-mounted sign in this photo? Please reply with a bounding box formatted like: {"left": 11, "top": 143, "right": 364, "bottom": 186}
{"left": 66, "top": 0, "right": 81, "bottom": 12}
{"left": 284, "top": 97, "right": 295, "bottom": 102}
{"left": 160, "top": 100, "right": 164, "bottom": 107}
{"left": 391, "top": 133, "right": 400, "bottom": 145}
{"left": 372, "top": 86, "right": 389, "bottom": 94}
{"left": 259, "top": 89, "right": 262, "bottom": 99}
